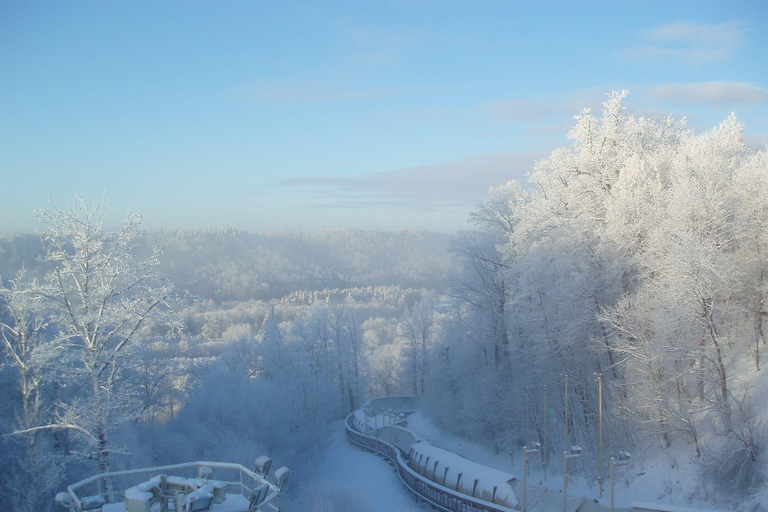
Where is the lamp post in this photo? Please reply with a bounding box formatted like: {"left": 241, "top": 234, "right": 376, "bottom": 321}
{"left": 594, "top": 372, "right": 603, "bottom": 497}
{"left": 564, "top": 375, "right": 569, "bottom": 453}
{"left": 543, "top": 385, "right": 548, "bottom": 480}
{"left": 525, "top": 387, "right": 530, "bottom": 448}
{"left": 525, "top": 387, "right": 530, "bottom": 475}
{"left": 563, "top": 445, "right": 582, "bottom": 512}
{"left": 522, "top": 442, "right": 541, "bottom": 512}
{"left": 610, "top": 451, "right": 631, "bottom": 512}
{"left": 510, "top": 402, "right": 514, "bottom": 468}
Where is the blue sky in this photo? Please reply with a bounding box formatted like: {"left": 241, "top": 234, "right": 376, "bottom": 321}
{"left": 2, "top": 1, "right": 767, "bottom": 233}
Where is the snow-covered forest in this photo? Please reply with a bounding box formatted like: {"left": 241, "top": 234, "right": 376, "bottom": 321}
{"left": 2, "top": 92, "right": 768, "bottom": 511}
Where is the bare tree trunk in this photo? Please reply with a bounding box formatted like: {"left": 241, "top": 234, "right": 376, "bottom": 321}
{"left": 702, "top": 298, "right": 731, "bottom": 430}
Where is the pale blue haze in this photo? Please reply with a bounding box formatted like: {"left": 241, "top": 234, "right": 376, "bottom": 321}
{"left": 1, "top": 0, "right": 766, "bottom": 232}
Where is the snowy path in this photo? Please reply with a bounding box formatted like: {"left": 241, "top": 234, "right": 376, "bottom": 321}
{"left": 288, "top": 419, "right": 426, "bottom": 512}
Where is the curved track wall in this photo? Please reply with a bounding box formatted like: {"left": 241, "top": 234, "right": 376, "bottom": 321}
{"left": 344, "top": 410, "right": 516, "bottom": 512}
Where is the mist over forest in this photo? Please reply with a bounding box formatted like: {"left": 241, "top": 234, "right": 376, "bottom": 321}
{"left": 2, "top": 93, "right": 768, "bottom": 511}
{"left": 0, "top": 229, "right": 456, "bottom": 303}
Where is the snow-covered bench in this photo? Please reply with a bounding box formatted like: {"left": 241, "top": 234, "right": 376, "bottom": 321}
{"left": 55, "top": 492, "right": 106, "bottom": 512}
{"left": 125, "top": 474, "right": 226, "bottom": 512}
{"left": 182, "top": 484, "right": 215, "bottom": 512}
{"left": 125, "top": 478, "right": 163, "bottom": 512}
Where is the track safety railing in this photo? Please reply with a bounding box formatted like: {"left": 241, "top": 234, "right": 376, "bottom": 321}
{"left": 345, "top": 409, "right": 517, "bottom": 512}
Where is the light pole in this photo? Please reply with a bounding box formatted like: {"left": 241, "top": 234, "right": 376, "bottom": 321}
{"left": 510, "top": 401, "right": 514, "bottom": 468}
{"left": 610, "top": 451, "right": 631, "bottom": 512}
{"left": 522, "top": 442, "right": 541, "bottom": 512}
{"left": 564, "top": 375, "right": 569, "bottom": 453}
{"left": 543, "top": 385, "right": 548, "bottom": 480}
{"left": 594, "top": 372, "right": 603, "bottom": 497}
{"left": 563, "top": 445, "right": 582, "bottom": 512}
{"left": 525, "top": 386, "right": 530, "bottom": 448}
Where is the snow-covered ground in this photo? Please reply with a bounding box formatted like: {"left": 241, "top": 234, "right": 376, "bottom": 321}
{"left": 292, "top": 410, "right": 742, "bottom": 512}
{"left": 407, "top": 412, "right": 731, "bottom": 512}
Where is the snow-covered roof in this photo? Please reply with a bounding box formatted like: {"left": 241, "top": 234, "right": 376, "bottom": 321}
{"left": 410, "top": 441, "right": 518, "bottom": 508}
{"left": 630, "top": 502, "right": 730, "bottom": 512}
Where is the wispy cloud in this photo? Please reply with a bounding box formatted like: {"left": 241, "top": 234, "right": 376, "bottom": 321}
{"left": 278, "top": 152, "right": 544, "bottom": 210}
{"left": 623, "top": 21, "right": 746, "bottom": 66}
{"left": 645, "top": 21, "right": 745, "bottom": 47}
{"left": 478, "top": 88, "right": 615, "bottom": 124}
{"left": 420, "top": 83, "right": 767, "bottom": 133}
{"left": 406, "top": 88, "right": 619, "bottom": 129}
{"left": 643, "top": 82, "right": 768, "bottom": 107}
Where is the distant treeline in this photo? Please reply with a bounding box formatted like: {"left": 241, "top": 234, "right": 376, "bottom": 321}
{"left": 0, "top": 228, "right": 458, "bottom": 302}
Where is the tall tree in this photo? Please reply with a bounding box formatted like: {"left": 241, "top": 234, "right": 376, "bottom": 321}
{"left": 1, "top": 269, "right": 65, "bottom": 512}
{"left": 15, "top": 196, "right": 176, "bottom": 496}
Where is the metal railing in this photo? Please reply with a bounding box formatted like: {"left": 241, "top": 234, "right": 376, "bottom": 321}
{"left": 362, "top": 395, "right": 419, "bottom": 414}
{"left": 58, "top": 461, "right": 280, "bottom": 512}
{"left": 344, "top": 412, "right": 516, "bottom": 512}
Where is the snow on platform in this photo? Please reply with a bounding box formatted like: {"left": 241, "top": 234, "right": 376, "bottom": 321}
{"left": 102, "top": 493, "right": 250, "bottom": 512}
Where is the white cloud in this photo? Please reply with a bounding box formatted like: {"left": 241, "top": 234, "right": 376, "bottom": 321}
{"left": 475, "top": 88, "right": 627, "bottom": 127}
{"left": 645, "top": 21, "right": 745, "bottom": 47}
{"left": 623, "top": 21, "right": 746, "bottom": 66}
{"left": 278, "top": 152, "right": 545, "bottom": 211}
{"left": 643, "top": 82, "right": 768, "bottom": 107}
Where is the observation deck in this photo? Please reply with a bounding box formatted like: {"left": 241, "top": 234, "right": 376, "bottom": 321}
{"left": 55, "top": 460, "right": 289, "bottom": 512}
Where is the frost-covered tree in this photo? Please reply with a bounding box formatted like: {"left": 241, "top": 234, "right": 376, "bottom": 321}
{"left": 14, "top": 196, "right": 176, "bottom": 495}
{"left": 602, "top": 116, "right": 757, "bottom": 451}
{"left": 0, "top": 269, "right": 65, "bottom": 512}
{"left": 397, "top": 298, "right": 434, "bottom": 396}
{"left": 258, "top": 307, "right": 286, "bottom": 380}
{"left": 435, "top": 92, "right": 768, "bottom": 498}
{"left": 451, "top": 229, "right": 511, "bottom": 368}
